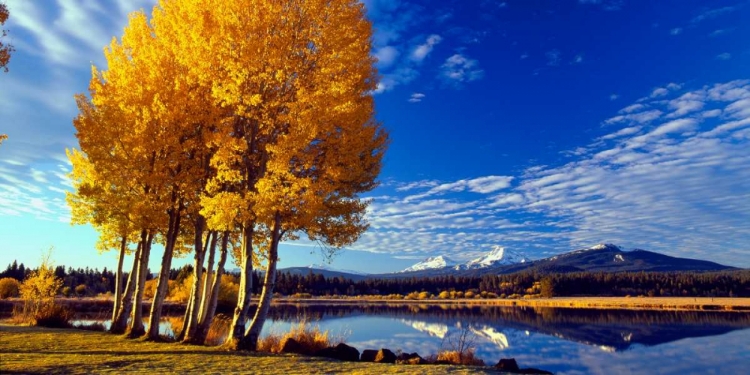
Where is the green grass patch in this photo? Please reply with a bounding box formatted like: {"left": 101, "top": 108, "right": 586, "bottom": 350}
{"left": 0, "top": 324, "right": 496, "bottom": 374}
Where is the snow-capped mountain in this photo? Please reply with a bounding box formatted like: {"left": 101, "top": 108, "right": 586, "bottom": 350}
{"left": 399, "top": 246, "right": 528, "bottom": 273}
{"left": 460, "top": 246, "right": 529, "bottom": 270}
{"left": 400, "top": 255, "right": 458, "bottom": 273}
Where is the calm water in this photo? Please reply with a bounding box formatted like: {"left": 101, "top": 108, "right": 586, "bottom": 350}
{"left": 75, "top": 304, "right": 750, "bottom": 374}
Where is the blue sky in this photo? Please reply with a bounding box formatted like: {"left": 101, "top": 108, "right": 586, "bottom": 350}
{"left": 0, "top": 0, "right": 749, "bottom": 274}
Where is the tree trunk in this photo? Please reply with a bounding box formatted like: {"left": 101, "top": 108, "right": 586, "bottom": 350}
{"left": 224, "top": 223, "right": 254, "bottom": 350}
{"left": 146, "top": 203, "right": 182, "bottom": 340}
{"left": 127, "top": 230, "right": 154, "bottom": 338}
{"left": 111, "top": 239, "right": 141, "bottom": 334}
{"left": 176, "top": 287, "right": 193, "bottom": 341}
{"left": 193, "top": 231, "right": 229, "bottom": 344}
{"left": 198, "top": 231, "right": 218, "bottom": 323}
{"left": 181, "top": 218, "right": 207, "bottom": 342}
{"left": 243, "top": 212, "right": 281, "bottom": 350}
{"left": 112, "top": 235, "right": 128, "bottom": 322}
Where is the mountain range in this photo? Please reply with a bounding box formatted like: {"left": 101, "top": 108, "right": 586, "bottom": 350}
{"left": 279, "top": 243, "right": 737, "bottom": 280}
{"left": 401, "top": 246, "right": 529, "bottom": 273}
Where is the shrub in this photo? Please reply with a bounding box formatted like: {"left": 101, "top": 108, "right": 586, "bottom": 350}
{"left": 436, "top": 349, "right": 485, "bottom": 366}
{"left": 438, "top": 291, "right": 450, "bottom": 299}
{"left": 75, "top": 284, "right": 87, "bottom": 297}
{"left": 436, "top": 328, "right": 483, "bottom": 366}
{"left": 464, "top": 291, "right": 475, "bottom": 299}
{"left": 260, "top": 320, "right": 332, "bottom": 354}
{"left": 13, "top": 250, "right": 65, "bottom": 326}
{"left": 418, "top": 291, "right": 431, "bottom": 300}
{"left": 61, "top": 286, "right": 72, "bottom": 297}
{"left": 33, "top": 303, "right": 73, "bottom": 328}
{"left": 205, "top": 314, "right": 232, "bottom": 346}
{"left": 218, "top": 274, "right": 239, "bottom": 306}
{"left": 0, "top": 277, "right": 20, "bottom": 299}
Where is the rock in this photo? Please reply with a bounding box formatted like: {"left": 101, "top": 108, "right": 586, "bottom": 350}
{"left": 314, "top": 343, "right": 360, "bottom": 362}
{"left": 374, "top": 348, "right": 397, "bottom": 363}
{"left": 495, "top": 358, "right": 520, "bottom": 371}
{"left": 279, "top": 338, "right": 304, "bottom": 354}
{"left": 360, "top": 349, "right": 378, "bottom": 362}
{"left": 396, "top": 352, "right": 426, "bottom": 365}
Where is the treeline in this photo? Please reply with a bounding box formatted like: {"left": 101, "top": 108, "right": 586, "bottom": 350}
{"left": 5, "top": 260, "right": 749, "bottom": 299}
{"left": 268, "top": 270, "right": 750, "bottom": 298}
{"left": 0, "top": 261, "right": 154, "bottom": 297}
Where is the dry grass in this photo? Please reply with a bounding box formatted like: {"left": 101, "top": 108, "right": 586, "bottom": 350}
{"left": 259, "top": 320, "right": 332, "bottom": 354}
{"left": 205, "top": 314, "right": 231, "bottom": 346}
{"left": 0, "top": 324, "right": 495, "bottom": 374}
{"left": 435, "top": 350, "right": 485, "bottom": 366}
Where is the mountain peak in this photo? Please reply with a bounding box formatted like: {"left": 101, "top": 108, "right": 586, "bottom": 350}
{"left": 589, "top": 243, "right": 622, "bottom": 251}
{"left": 400, "top": 255, "right": 457, "bottom": 273}
{"left": 463, "top": 246, "right": 529, "bottom": 269}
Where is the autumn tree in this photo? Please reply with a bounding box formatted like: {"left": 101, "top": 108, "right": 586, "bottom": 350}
{"left": 153, "top": 0, "right": 386, "bottom": 349}
{"left": 1, "top": 2, "right": 13, "bottom": 72}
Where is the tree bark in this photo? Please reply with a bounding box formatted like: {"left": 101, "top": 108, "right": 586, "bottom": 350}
{"left": 243, "top": 212, "right": 281, "bottom": 350}
{"left": 198, "top": 231, "right": 217, "bottom": 323}
{"left": 111, "top": 239, "right": 141, "bottom": 334}
{"left": 112, "top": 235, "right": 128, "bottom": 322}
{"left": 146, "top": 202, "right": 182, "bottom": 340}
{"left": 181, "top": 218, "right": 207, "bottom": 342}
{"left": 193, "top": 231, "right": 229, "bottom": 344}
{"left": 224, "top": 223, "right": 254, "bottom": 350}
{"left": 127, "top": 230, "right": 154, "bottom": 338}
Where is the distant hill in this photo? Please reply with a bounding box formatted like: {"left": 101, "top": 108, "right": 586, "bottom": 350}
{"left": 382, "top": 244, "right": 736, "bottom": 278}
{"left": 278, "top": 266, "right": 368, "bottom": 281}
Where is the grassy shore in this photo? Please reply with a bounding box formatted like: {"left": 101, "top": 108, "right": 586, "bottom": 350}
{"left": 0, "top": 324, "right": 499, "bottom": 374}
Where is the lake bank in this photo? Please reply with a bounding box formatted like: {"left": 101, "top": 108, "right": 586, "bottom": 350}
{"left": 0, "top": 324, "right": 502, "bottom": 374}
{"left": 2, "top": 296, "right": 748, "bottom": 318}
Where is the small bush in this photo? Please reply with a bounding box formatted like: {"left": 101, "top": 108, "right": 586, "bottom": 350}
{"left": 61, "top": 286, "right": 72, "bottom": 297}
{"left": 75, "top": 284, "right": 87, "bottom": 297}
{"left": 436, "top": 350, "right": 485, "bottom": 366}
{"left": 260, "top": 320, "right": 332, "bottom": 354}
{"left": 205, "top": 314, "right": 231, "bottom": 346}
{"left": 0, "top": 277, "right": 20, "bottom": 299}
{"left": 291, "top": 292, "right": 312, "bottom": 299}
{"left": 34, "top": 303, "right": 73, "bottom": 328}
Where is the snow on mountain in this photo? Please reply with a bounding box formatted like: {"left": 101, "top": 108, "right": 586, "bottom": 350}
{"left": 399, "top": 246, "right": 529, "bottom": 273}
{"left": 308, "top": 263, "right": 369, "bottom": 276}
{"left": 460, "top": 246, "right": 529, "bottom": 270}
{"left": 400, "top": 255, "right": 458, "bottom": 273}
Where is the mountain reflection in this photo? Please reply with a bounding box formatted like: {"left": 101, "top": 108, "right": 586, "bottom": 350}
{"left": 263, "top": 304, "right": 750, "bottom": 351}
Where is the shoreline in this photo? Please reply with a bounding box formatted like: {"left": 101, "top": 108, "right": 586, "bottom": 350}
{"left": 271, "top": 296, "right": 750, "bottom": 312}
{"left": 3, "top": 296, "right": 748, "bottom": 315}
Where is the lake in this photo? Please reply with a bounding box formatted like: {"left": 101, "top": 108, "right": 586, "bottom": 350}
{"left": 75, "top": 304, "right": 750, "bottom": 374}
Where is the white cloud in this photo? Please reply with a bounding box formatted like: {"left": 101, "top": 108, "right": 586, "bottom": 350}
{"left": 374, "top": 46, "right": 400, "bottom": 68}
{"left": 545, "top": 49, "right": 561, "bottom": 66}
{"left": 670, "top": 28, "right": 682, "bottom": 35}
{"left": 716, "top": 53, "right": 732, "bottom": 60}
{"left": 440, "top": 54, "right": 484, "bottom": 86}
{"left": 609, "top": 94, "right": 619, "bottom": 101}
{"left": 410, "top": 34, "right": 442, "bottom": 63}
{"left": 408, "top": 92, "right": 425, "bottom": 103}
{"left": 344, "top": 80, "right": 750, "bottom": 267}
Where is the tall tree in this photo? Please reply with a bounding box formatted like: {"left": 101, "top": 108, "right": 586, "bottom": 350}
{"left": 157, "top": 0, "right": 386, "bottom": 350}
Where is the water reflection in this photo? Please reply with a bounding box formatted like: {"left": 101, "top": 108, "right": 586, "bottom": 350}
{"left": 257, "top": 304, "right": 750, "bottom": 374}
{"left": 263, "top": 304, "right": 750, "bottom": 352}
{"left": 73, "top": 304, "right": 750, "bottom": 374}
